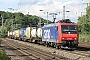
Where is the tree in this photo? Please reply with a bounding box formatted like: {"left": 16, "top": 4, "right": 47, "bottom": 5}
{"left": 77, "top": 6, "right": 90, "bottom": 42}
{"left": 77, "top": 6, "right": 90, "bottom": 34}
{"left": 0, "top": 11, "right": 49, "bottom": 37}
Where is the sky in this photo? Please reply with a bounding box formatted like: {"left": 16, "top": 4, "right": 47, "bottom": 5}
{"left": 0, "top": 0, "right": 89, "bottom": 23}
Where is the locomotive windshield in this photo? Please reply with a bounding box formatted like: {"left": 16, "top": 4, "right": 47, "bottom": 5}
{"left": 61, "top": 25, "right": 77, "bottom": 34}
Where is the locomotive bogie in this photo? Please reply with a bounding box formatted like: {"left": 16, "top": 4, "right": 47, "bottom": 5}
{"left": 62, "top": 40, "right": 78, "bottom": 47}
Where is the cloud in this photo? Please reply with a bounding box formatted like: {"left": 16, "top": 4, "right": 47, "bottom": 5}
{"left": 13, "top": 0, "right": 85, "bottom": 23}
{"left": 43, "top": 0, "right": 54, "bottom": 5}
{"left": 0, "top": 0, "right": 18, "bottom": 3}
{"left": 19, "top": 0, "right": 39, "bottom": 5}
{"left": 17, "top": 0, "right": 63, "bottom": 13}
{"left": 64, "top": 1, "right": 72, "bottom": 5}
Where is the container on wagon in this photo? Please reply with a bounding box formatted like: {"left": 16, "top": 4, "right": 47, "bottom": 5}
{"left": 25, "top": 27, "right": 31, "bottom": 39}
{"left": 37, "top": 28, "right": 42, "bottom": 38}
{"left": 19, "top": 28, "right": 26, "bottom": 39}
{"left": 9, "top": 31, "right": 13, "bottom": 38}
{"left": 14, "top": 30, "right": 20, "bottom": 39}
{"left": 8, "top": 31, "right": 10, "bottom": 37}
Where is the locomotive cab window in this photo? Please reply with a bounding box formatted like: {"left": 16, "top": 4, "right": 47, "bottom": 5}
{"left": 61, "top": 25, "right": 77, "bottom": 34}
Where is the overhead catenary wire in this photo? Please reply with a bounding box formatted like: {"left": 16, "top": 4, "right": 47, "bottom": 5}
{"left": 63, "top": 0, "right": 89, "bottom": 17}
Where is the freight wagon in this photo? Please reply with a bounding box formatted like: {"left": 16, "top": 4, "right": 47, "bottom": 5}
{"left": 8, "top": 31, "right": 15, "bottom": 39}
{"left": 27, "top": 27, "right": 42, "bottom": 43}
{"left": 14, "top": 30, "right": 20, "bottom": 40}
{"left": 15, "top": 27, "right": 42, "bottom": 43}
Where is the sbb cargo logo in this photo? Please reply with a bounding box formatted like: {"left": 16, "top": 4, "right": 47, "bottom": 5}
{"left": 43, "top": 29, "right": 50, "bottom": 39}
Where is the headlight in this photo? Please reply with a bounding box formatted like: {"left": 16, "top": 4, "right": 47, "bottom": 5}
{"left": 74, "top": 38, "right": 77, "bottom": 40}
{"left": 62, "top": 38, "right": 65, "bottom": 40}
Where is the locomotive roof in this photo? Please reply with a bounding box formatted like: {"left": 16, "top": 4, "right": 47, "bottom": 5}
{"left": 58, "top": 22, "right": 77, "bottom": 25}
{"left": 43, "top": 22, "right": 77, "bottom": 27}
{"left": 44, "top": 23, "right": 56, "bottom": 27}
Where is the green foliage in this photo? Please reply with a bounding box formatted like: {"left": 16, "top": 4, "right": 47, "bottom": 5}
{"left": 0, "top": 11, "right": 50, "bottom": 37}
{"left": 0, "top": 38, "right": 1, "bottom": 46}
{"left": 0, "top": 50, "right": 9, "bottom": 60}
{"left": 77, "top": 6, "right": 90, "bottom": 42}
{"left": 0, "top": 39, "right": 9, "bottom": 60}
{"left": 79, "top": 33, "right": 90, "bottom": 42}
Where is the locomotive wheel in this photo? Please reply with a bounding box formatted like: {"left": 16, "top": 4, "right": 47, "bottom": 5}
{"left": 55, "top": 44, "right": 60, "bottom": 49}
{"left": 51, "top": 42, "right": 54, "bottom": 47}
{"left": 55, "top": 45, "right": 58, "bottom": 49}
{"left": 43, "top": 42, "right": 46, "bottom": 46}
{"left": 74, "top": 44, "right": 78, "bottom": 48}
{"left": 53, "top": 43, "right": 57, "bottom": 48}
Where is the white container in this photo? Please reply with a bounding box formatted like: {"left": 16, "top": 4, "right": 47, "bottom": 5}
{"left": 31, "top": 28, "right": 36, "bottom": 38}
{"left": 14, "top": 30, "right": 20, "bottom": 38}
{"left": 25, "top": 27, "right": 31, "bottom": 39}
{"left": 37, "top": 28, "right": 42, "bottom": 38}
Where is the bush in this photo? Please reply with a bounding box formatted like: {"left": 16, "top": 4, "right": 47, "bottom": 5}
{"left": 79, "top": 33, "right": 90, "bottom": 42}
{"left": 0, "top": 38, "right": 10, "bottom": 60}
{"left": 0, "top": 50, "right": 10, "bottom": 60}
{"left": 0, "top": 38, "right": 1, "bottom": 46}
{"left": 0, "top": 33, "right": 7, "bottom": 38}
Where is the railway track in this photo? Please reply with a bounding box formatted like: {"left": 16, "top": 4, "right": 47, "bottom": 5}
{"left": 1, "top": 38, "right": 90, "bottom": 60}
{"left": 1, "top": 38, "right": 70, "bottom": 60}
{"left": 58, "top": 48, "right": 90, "bottom": 58}
{"left": 2, "top": 39, "right": 41, "bottom": 60}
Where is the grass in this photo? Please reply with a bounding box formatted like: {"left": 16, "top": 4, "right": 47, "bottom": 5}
{"left": 0, "top": 38, "right": 10, "bottom": 60}
{"left": 0, "top": 50, "right": 10, "bottom": 60}
{"left": 79, "top": 33, "right": 90, "bottom": 42}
